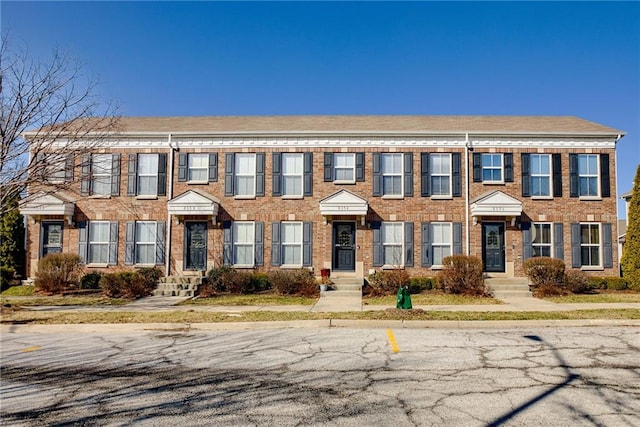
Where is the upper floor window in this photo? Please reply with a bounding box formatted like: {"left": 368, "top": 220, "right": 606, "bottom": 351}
{"left": 530, "top": 154, "right": 551, "bottom": 197}
{"left": 334, "top": 153, "right": 355, "bottom": 183}
{"left": 282, "top": 153, "right": 303, "bottom": 197}
{"left": 38, "top": 153, "right": 73, "bottom": 184}
{"left": 569, "top": 153, "right": 610, "bottom": 199}
{"left": 532, "top": 223, "right": 552, "bottom": 257}
{"left": 473, "top": 153, "right": 513, "bottom": 184}
{"left": 578, "top": 154, "right": 598, "bottom": 197}
{"left": 188, "top": 154, "right": 208, "bottom": 182}
{"left": 91, "top": 154, "right": 113, "bottom": 196}
{"left": 127, "top": 153, "right": 167, "bottom": 197}
{"left": 224, "top": 153, "right": 265, "bottom": 198}
{"left": 178, "top": 153, "right": 218, "bottom": 183}
{"left": 382, "top": 153, "right": 403, "bottom": 196}
{"left": 430, "top": 154, "right": 451, "bottom": 197}
{"left": 482, "top": 154, "right": 503, "bottom": 183}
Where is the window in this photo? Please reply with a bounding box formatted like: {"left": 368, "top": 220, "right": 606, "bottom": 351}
{"left": 188, "top": 154, "right": 208, "bottom": 182}
{"left": 235, "top": 154, "right": 256, "bottom": 197}
{"left": 135, "top": 221, "right": 157, "bottom": 264}
{"left": 530, "top": 154, "right": 551, "bottom": 197}
{"left": 431, "top": 223, "right": 452, "bottom": 266}
{"left": 91, "top": 154, "right": 113, "bottom": 196}
{"left": 88, "top": 221, "right": 110, "bottom": 264}
{"left": 233, "top": 222, "right": 255, "bottom": 266}
{"left": 382, "top": 153, "right": 403, "bottom": 196}
{"left": 138, "top": 154, "right": 159, "bottom": 196}
{"left": 578, "top": 154, "right": 599, "bottom": 197}
{"left": 282, "top": 153, "right": 303, "bottom": 197}
{"left": 281, "top": 222, "right": 302, "bottom": 266}
{"left": 430, "top": 154, "right": 451, "bottom": 197}
{"left": 580, "top": 223, "right": 601, "bottom": 267}
{"left": 334, "top": 153, "right": 355, "bottom": 183}
{"left": 383, "top": 222, "right": 404, "bottom": 266}
{"left": 482, "top": 154, "right": 503, "bottom": 182}
{"left": 42, "top": 153, "right": 70, "bottom": 183}
{"left": 532, "top": 223, "right": 552, "bottom": 257}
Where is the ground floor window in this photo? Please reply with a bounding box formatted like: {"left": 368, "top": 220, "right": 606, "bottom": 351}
{"left": 580, "top": 223, "right": 601, "bottom": 267}
{"left": 135, "top": 221, "right": 157, "bottom": 264}
{"left": 532, "top": 223, "right": 552, "bottom": 257}
{"left": 383, "top": 222, "right": 404, "bottom": 266}
{"left": 89, "top": 221, "right": 111, "bottom": 264}
{"left": 233, "top": 222, "right": 255, "bottom": 267}
{"left": 281, "top": 222, "right": 303, "bottom": 266}
{"left": 431, "top": 223, "right": 452, "bottom": 266}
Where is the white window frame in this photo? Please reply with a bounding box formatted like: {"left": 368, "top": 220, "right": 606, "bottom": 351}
{"left": 482, "top": 153, "right": 503, "bottom": 183}
{"left": 137, "top": 154, "right": 159, "bottom": 197}
{"left": 431, "top": 222, "right": 452, "bottom": 267}
{"left": 334, "top": 153, "right": 356, "bottom": 184}
{"left": 580, "top": 223, "right": 602, "bottom": 268}
{"left": 135, "top": 221, "right": 157, "bottom": 265}
{"left": 430, "top": 153, "right": 452, "bottom": 198}
{"left": 233, "top": 221, "right": 255, "bottom": 267}
{"left": 578, "top": 154, "right": 600, "bottom": 198}
{"left": 382, "top": 153, "right": 403, "bottom": 197}
{"left": 382, "top": 222, "right": 404, "bottom": 267}
{"left": 282, "top": 153, "right": 303, "bottom": 198}
{"left": 281, "top": 222, "right": 303, "bottom": 267}
{"left": 188, "top": 153, "right": 209, "bottom": 183}
{"left": 530, "top": 154, "right": 551, "bottom": 198}
{"left": 46, "top": 154, "right": 67, "bottom": 184}
{"left": 532, "top": 223, "right": 553, "bottom": 258}
{"left": 234, "top": 154, "right": 256, "bottom": 198}
{"left": 88, "top": 221, "right": 110, "bottom": 265}
{"left": 91, "top": 154, "right": 113, "bottom": 196}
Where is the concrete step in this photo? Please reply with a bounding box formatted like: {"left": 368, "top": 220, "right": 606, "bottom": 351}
{"left": 159, "top": 276, "right": 203, "bottom": 285}
{"left": 320, "top": 290, "right": 362, "bottom": 297}
{"left": 488, "top": 284, "right": 531, "bottom": 291}
{"left": 491, "top": 290, "right": 533, "bottom": 298}
{"left": 153, "top": 289, "right": 195, "bottom": 297}
{"left": 155, "top": 283, "right": 199, "bottom": 291}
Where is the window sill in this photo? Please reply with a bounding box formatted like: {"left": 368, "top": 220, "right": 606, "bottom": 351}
{"left": 281, "top": 264, "right": 303, "bottom": 269}
{"left": 233, "top": 265, "right": 255, "bottom": 269}
{"left": 334, "top": 180, "right": 356, "bottom": 185}
{"left": 580, "top": 266, "right": 604, "bottom": 271}
{"left": 430, "top": 265, "right": 444, "bottom": 270}
{"left": 579, "top": 197, "right": 602, "bottom": 201}
{"left": 531, "top": 196, "right": 553, "bottom": 200}
{"left": 187, "top": 181, "right": 209, "bottom": 185}
{"left": 86, "top": 263, "right": 108, "bottom": 268}
{"left": 430, "top": 195, "right": 453, "bottom": 200}
{"left": 281, "top": 195, "right": 303, "bottom": 200}
{"left": 482, "top": 181, "right": 505, "bottom": 185}
{"left": 89, "top": 195, "right": 112, "bottom": 199}
{"left": 234, "top": 196, "right": 256, "bottom": 200}
{"left": 382, "top": 195, "right": 404, "bottom": 200}
{"left": 381, "top": 265, "right": 405, "bottom": 270}
{"left": 135, "top": 264, "right": 157, "bottom": 268}
{"left": 136, "top": 195, "right": 158, "bottom": 200}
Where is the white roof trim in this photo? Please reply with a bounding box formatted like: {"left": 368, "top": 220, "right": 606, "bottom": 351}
{"left": 319, "top": 190, "right": 369, "bottom": 216}
{"left": 470, "top": 190, "right": 523, "bottom": 217}
{"left": 168, "top": 190, "right": 220, "bottom": 217}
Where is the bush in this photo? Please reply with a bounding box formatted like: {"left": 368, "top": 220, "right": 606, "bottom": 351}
{"left": 34, "top": 253, "right": 83, "bottom": 294}
{"left": 408, "top": 276, "right": 434, "bottom": 294}
{"left": 249, "top": 273, "right": 271, "bottom": 292}
{"left": 564, "top": 270, "right": 591, "bottom": 294}
{"left": 268, "top": 268, "right": 317, "bottom": 297}
{"left": 202, "top": 266, "right": 236, "bottom": 294}
{"left": 80, "top": 272, "right": 102, "bottom": 290}
{"left": 523, "top": 257, "right": 565, "bottom": 288}
{"left": 367, "top": 269, "right": 411, "bottom": 296}
{"left": 604, "top": 277, "right": 628, "bottom": 290}
{"left": 436, "top": 255, "right": 486, "bottom": 296}
{"left": 588, "top": 276, "right": 608, "bottom": 290}
{"left": 1, "top": 266, "right": 16, "bottom": 292}
{"left": 137, "top": 266, "right": 163, "bottom": 284}
{"left": 99, "top": 269, "right": 158, "bottom": 299}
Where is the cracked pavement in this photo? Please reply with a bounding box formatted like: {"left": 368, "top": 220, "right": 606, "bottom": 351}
{"left": 1, "top": 326, "right": 639, "bottom": 426}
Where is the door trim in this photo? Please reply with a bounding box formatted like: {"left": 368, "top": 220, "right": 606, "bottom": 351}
{"left": 482, "top": 222, "right": 505, "bottom": 273}
{"left": 332, "top": 221, "right": 356, "bottom": 271}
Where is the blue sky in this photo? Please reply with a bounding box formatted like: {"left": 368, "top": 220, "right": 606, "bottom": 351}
{"left": 2, "top": 1, "right": 639, "bottom": 216}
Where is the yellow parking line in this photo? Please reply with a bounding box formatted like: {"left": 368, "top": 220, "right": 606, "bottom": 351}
{"left": 386, "top": 329, "right": 400, "bottom": 353}
{"left": 22, "top": 346, "right": 41, "bottom": 353}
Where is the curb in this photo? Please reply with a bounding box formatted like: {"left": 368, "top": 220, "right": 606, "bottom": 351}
{"left": 2, "top": 319, "right": 639, "bottom": 334}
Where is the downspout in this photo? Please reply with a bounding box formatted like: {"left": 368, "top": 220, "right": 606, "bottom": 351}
{"left": 465, "top": 133, "right": 471, "bottom": 256}
{"left": 166, "top": 133, "right": 175, "bottom": 277}
{"left": 614, "top": 134, "right": 621, "bottom": 271}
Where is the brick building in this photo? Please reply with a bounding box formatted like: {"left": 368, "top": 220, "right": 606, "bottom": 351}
{"left": 19, "top": 115, "right": 624, "bottom": 281}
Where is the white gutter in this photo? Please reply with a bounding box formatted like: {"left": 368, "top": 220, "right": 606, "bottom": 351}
{"left": 465, "top": 133, "right": 471, "bottom": 256}
{"left": 166, "top": 133, "right": 174, "bottom": 277}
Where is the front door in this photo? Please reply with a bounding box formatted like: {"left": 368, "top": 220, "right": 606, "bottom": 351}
{"left": 333, "top": 222, "right": 356, "bottom": 271}
{"left": 41, "top": 221, "right": 63, "bottom": 258}
{"left": 482, "top": 222, "right": 505, "bottom": 272}
{"left": 185, "top": 221, "right": 207, "bottom": 271}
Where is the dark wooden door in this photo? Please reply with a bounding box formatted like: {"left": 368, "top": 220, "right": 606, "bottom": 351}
{"left": 333, "top": 222, "right": 355, "bottom": 271}
{"left": 185, "top": 222, "right": 207, "bottom": 271}
{"left": 41, "top": 221, "right": 63, "bottom": 258}
{"left": 482, "top": 223, "right": 505, "bottom": 272}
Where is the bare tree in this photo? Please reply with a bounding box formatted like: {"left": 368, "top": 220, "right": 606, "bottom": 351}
{"left": 0, "top": 35, "right": 119, "bottom": 214}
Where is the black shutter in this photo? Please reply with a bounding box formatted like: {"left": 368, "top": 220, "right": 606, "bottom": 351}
{"left": 157, "top": 154, "right": 167, "bottom": 196}
{"left": 125, "top": 221, "right": 135, "bottom": 265}
{"left": 504, "top": 153, "right": 513, "bottom": 182}
{"left": 109, "top": 222, "right": 118, "bottom": 265}
{"left": 78, "top": 221, "right": 88, "bottom": 263}
{"left": 421, "top": 222, "right": 431, "bottom": 267}
{"left": 323, "top": 152, "right": 333, "bottom": 181}
{"left": 603, "top": 223, "right": 613, "bottom": 268}
{"left": 521, "top": 153, "right": 530, "bottom": 197}
{"left": 569, "top": 154, "right": 578, "bottom": 198}
{"left": 178, "top": 153, "right": 188, "bottom": 182}
{"left": 80, "top": 154, "right": 92, "bottom": 196}
{"left": 208, "top": 153, "right": 218, "bottom": 182}
{"left": 355, "top": 152, "right": 365, "bottom": 182}
{"left": 553, "top": 223, "right": 563, "bottom": 260}
{"left": 552, "top": 154, "right": 562, "bottom": 197}
{"left": 372, "top": 221, "right": 382, "bottom": 267}
{"left": 522, "top": 222, "right": 532, "bottom": 260}
{"left": 127, "top": 154, "right": 137, "bottom": 196}
{"left": 372, "top": 153, "right": 382, "bottom": 196}
{"left": 255, "top": 222, "right": 264, "bottom": 267}
{"left": 600, "top": 154, "right": 610, "bottom": 197}
{"left": 453, "top": 222, "right": 462, "bottom": 255}
{"left": 420, "top": 153, "right": 430, "bottom": 197}
{"left": 111, "top": 154, "right": 121, "bottom": 196}
{"left": 303, "top": 222, "right": 312, "bottom": 267}
{"left": 452, "top": 153, "right": 461, "bottom": 197}
{"left": 271, "top": 222, "right": 281, "bottom": 266}
{"left": 224, "top": 153, "right": 234, "bottom": 196}
{"left": 303, "top": 152, "right": 313, "bottom": 197}
{"left": 64, "top": 154, "right": 74, "bottom": 182}
{"left": 223, "top": 221, "right": 233, "bottom": 266}
{"left": 473, "top": 153, "right": 482, "bottom": 182}
{"left": 256, "top": 152, "right": 265, "bottom": 197}
{"left": 272, "top": 153, "right": 282, "bottom": 196}
{"left": 571, "top": 223, "right": 581, "bottom": 268}
{"left": 155, "top": 221, "right": 165, "bottom": 264}
{"left": 404, "top": 153, "right": 413, "bottom": 197}
{"left": 404, "top": 222, "right": 413, "bottom": 267}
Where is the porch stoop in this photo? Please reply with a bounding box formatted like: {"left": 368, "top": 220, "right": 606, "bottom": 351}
{"left": 312, "top": 277, "right": 363, "bottom": 312}
{"left": 485, "top": 277, "right": 532, "bottom": 298}
{"left": 153, "top": 275, "right": 202, "bottom": 297}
